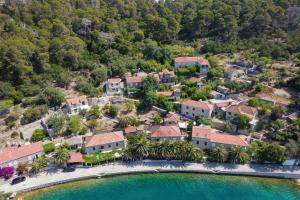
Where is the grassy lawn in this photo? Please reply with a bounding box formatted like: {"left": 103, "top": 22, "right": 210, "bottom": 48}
{"left": 84, "top": 149, "right": 123, "bottom": 165}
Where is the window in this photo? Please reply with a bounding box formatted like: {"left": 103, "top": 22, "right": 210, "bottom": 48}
{"left": 100, "top": 146, "right": 104, "bottom": 149}
{"left": 93, "top": 147, "right": 96, "bottom": 151}
{"left": 196, "top": 141, "right": 199, "bottom": 145}
{"left": 204, "top": 142, "right": 207, "bottom": 146}
{"left": 186, "top": 106, "right": 189, "bottom": 109}
{"left": 116, "top": 143, "right": 119, "bottom": 147}
{"left": 192, "top": 113, "right": 195, "bottom": 117}
{"left": 186, "top": 112, "right": 189, "bottom": 115}
{"left": 229, "top": 112, "right": 231, "bottom": 115}
{"left": 193, "top": 108, "right": 195, "bottom": 111}
{"left": 108, "top": 144, "right": 111, "bottom": 148}
{"left": 202, "top": 109, "right": 204, "bottom": 112}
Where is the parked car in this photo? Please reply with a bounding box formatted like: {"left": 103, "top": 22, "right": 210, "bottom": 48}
{"left": 62, "top": 166, "right": 76, "bottom": 172}
{"left": 11, "top": 176, "right": 26, "bottom": 185}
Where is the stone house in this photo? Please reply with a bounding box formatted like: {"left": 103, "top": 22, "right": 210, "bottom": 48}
{"left": 174, "top": 56, "right": 210, "bottom": 73}
{"left": 64, "top": 95, "right": 89, "bottom": 114}
{"left": 106, "top": 78, "right": 124, "bottom": 96}
{"left": 150, "top": 125, "right": 183, "bottom": 141}
{"left": 181, "top": 100, "right": 214, "bottom": 119}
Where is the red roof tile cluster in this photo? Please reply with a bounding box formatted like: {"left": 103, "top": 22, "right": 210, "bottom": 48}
{"left": 68, "top": 152, "right": 84, "bottom": 163}
{"left": 125, "top": 76, "right": 143, "bottom": 84}
{"left": 215, "top": 101, "right": 232, "bottom": 108}
{"left": 107, "top": 78, "right": 122, "bottom": 84}
{"left": 175, "top": 56, "right": 209, "bottom": 65}
{"left": 192, "top": 126, "right": 248, "bottom": 147}
{"left": 159, "top": 69, "right": 175, "bottom": 78}
{"left": 182, "top": 100, "right": 214, "bottom": 110}
{"left": 66, "top": 95, "right": 87, "bottom": 105}
{"left": 0, "top": 142, "right": 43, "bottom": 165}
{"left": 84, "top": 131, "right": 124, "bottom": 147}
{"left": 156, "top": 91, "right": 173, "bottom": 97}
{"left": 124, "top": 126, "right": 137, "bottom": 134}
{"left": 151, "top": 125, "right": 181, "bottom": 138}
{"left": 164, "top": 113, "right": 180, "bottom": 122}
{"left": 226, "top": 104, "right": 257, "bottom": 119}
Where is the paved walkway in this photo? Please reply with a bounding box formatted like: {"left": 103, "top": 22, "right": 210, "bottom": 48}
{"left": 1, "top": 161, "right": 300, "bottom": 193}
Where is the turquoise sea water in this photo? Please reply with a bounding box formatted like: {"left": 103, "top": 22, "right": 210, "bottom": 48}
{"left": 26, "top": 173, "right": 300, "bottom": 200}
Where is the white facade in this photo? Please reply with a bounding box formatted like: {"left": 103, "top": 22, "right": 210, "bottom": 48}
{"left": 84, "top": 141, "right": 124, "bottom": 154}
{"left": 66, "top": 102, "right": 89, "bottom": 114}
{"left": 175, "top": 61, "right": 210, "bottom": 73}
{"left": 106, "top": 82, "right": 124, "bottom": 96}
{"left": 0, "top": 152, "right": 44, "bottom": 168}
{"left": 181, "top": 104, "right": 213, "bottom": 119}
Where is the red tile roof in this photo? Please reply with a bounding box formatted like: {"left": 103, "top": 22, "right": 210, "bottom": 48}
{"left": 0, "top": 142, "right": 43, "bottom": 165}
{"left": 164, "top": 113, "right": 180, "bottom": 122}
{"left": 226, "top": 104, "right": 257, "bottom": 119}
{"left": 124, "top": 126, "right": 137, "bottom": 134}
{"left": 84, "top": 131, "right": 124, "bottom": 147}
{"left": 107, "top": 78, "right": 122, "bottom": 84}
{"left": 68, "top": 152, "right": 84, "bottom": 163}
{"left": 175, "top": 56, "right": 209, "bottom": 65}
{"left": 156, "top": 91, "right": 173, "bottom": 97}
{"left": 192, "top": 126, "right": 248, "bottom": 147}
{"left": 215, "top": 101, "right": 232, "bottom": 108}
{"left": 159, "top": 69, "right": 175, "bottom": 77}
{"left": 125, "top": 76, "right": 143, "bottom": 84}
{"left": 182, "top": 100, "right": 214, "bottom": 110}
{"left": 151, "top": 125, "right": 181, "bottom": 138}
{"left": 66, "top": 95, "right": 87, "bottom": 105}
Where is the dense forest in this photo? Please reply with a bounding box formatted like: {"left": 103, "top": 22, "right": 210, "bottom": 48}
{"left": 0, "top": 0, "right": 300, "bottom": 103}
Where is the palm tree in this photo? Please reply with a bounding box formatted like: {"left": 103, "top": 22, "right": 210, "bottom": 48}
{"left": 212, "top": 146, "right": 228, "bottom": 163}
{"left": 31, "top": 156, "right": 49, "bottom": 174}
{"left": 52, "top": 147, "right": 70, "bottom": 166}
{"left": 230, "top": 146, "right": 250, "bottom": 164}
{"left": 126, "top": 132, "right": 149, "bottom": 160}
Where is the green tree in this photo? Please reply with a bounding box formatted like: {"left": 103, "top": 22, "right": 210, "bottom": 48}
{"left": 52, "top": 147, "right": 70, "bottom": 166}
{"left": 230, "top": 146, "right": 250, "bottom": 164}
{"left": 212, "top": 146, "right": 228, "bottom": 163}
{"left": 31, "top": 128, "right": 46, "bottom": 142}
{"left": 153, "top": 114, "right": 162, "bottom": 125}
{"left": 31, "top": 156, "right": 49, "bottom": 174}
{"left": 88, "top": 105, "right": 100, "bottom": 119}
{"left": 90, "top": 67, "right": 107, "bottom": 86}
{"left": 108, "top": 105, "right": 118, "bottom": 118}
{"left": 43, "top": 143, "right": 56, "bottom": 154}
{"left": 233, "top": 114, "right": 250, "bottom": 131}
{"left": 47, "top": 114, "right": 65, "bottom": 136}
{"left": 67, "top": 115, "right": 81, "bottom": 134}
{"left": 39, "top": 86, "right": 65, "bottom": 108}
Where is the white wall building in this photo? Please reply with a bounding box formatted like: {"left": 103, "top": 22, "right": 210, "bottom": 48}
{"left": 181, "top": 100, "right": 214, "bottom": 119}
{"left": 174, "top": 56, "right": 210, "bottom": 73}
{"left": 83, "top": 131, "right": 125, "bottom": 154}
{"left": 106, "top": 78, "right": 124, "bottom": 96}
{"left": 0, "top": 142, "right": 44, "bottom": 167}
{"left": 65, "top": 95, "right": 89, "bottom": 114}
{"left": 192, "top": 126, "right": 248, "bottom": 149}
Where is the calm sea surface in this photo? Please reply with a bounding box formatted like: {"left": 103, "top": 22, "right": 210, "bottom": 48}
{"left": 24, "top": 173, "right": 300, "bottom": 200}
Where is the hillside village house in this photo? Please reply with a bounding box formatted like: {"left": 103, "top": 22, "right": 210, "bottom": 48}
{"left": 192, "top": 126, "right": 248, "bottom": 149}
{"left": 181, "top": 100, "right": 214, "bottom": 119}
{"left": 19, "top": 119, "right": 44, "bottom": 140}
{"left": 64, "top": 95, "right": 89, "bottom": 114}
{"left": 163, "top": 113, "right": 181, "bottom": 126}
{"left": 106, "top": 78, "right": 124, "bottom": 96}
{"left": 83, "top": 131, "right": 125, "bottom": 154}
{"left": 156, "top": 89, "right": 181, "bottom": 101}
{"left": 125, "top": 76, "right": 143, "bottom": 88}
{"left": 150, "top": 125, "right": 183, "bottom": 141}
{"left": 225, "top": 104, "right": 258, "bottom": 131}
{"left": 0, "top": 142, "right": 43, "bottom": 167}
{"left": 174, "top": 56, "right": 210, "bottom": 73}
{"left": 211, "top": 90, "right": 226, "bottom": 100}
{"left": 158, "top": 69, "right": 176, "bottom": 85}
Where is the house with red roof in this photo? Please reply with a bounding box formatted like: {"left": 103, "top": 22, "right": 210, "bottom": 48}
{"left": 150, "top": 125, "right": 183, "bottom": 141}
{"left": 225, "top": 104, "right": 258, "bottom": 121}
{"left": 163, "top": 113, "right": 181, "bottom": 126}
{"left": 68, "top": 152, "right": 84, "bottom": 166}
{"left": 83, "top": 131, "right": 125, "bottom": 154}
{"left": 125, "top": 76, "right": 143, "bottom": 88}
{"left": 0, "top": 142, "right": 44, "bottom": 167}
{"left": 106, "top": 78, "right": 124, "bottom": 96}
{"left": 158, "top": 69, "right": 176, "bottom": 85}
{"left": 156, "top": 88, "right": 181, "bottom": 101}
{"left": 174, "top": 56, "right": 210, "bottom": 73}
{"left": 181, "top": 100, "right": 214, "bottom": 119}
{"left": 192, "top": 126, "right": 248, "bottom": 149}
{"left": 65, "top": 95, "right": 89, "bottom": 114}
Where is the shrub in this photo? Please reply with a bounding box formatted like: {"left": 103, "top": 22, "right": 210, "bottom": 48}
{"left": 31, "top": 129, "right": 46, "bottom": 142}
{"left": 43, "top": 143, "right": 55, "bottom": 154}
{"left": 0, "top": 167, "right": 14, "bottom": 179}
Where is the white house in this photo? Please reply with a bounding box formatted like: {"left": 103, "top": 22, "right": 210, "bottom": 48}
{"left": 125, "top": 76, "right": 143, "bottom": 88}
{"left": 65, "top": 95, "right": 89, "bottom": 114}
{"left": 174, "top": 56, "right": 210, "bottom": 73}
{"left": 225, "top": 104, "right": 258, "bottom": 121}
{"left": 163, "top": 113, "right": 181, "bottom": 126}
{"left": 106, "top": 78, "right": 124, "bottom": 96}
{"left": 150, "top": 125, "right": 183, "bottom": 141}
{"left": 156, "top": 89, "right": 181, "bottom": 101}
{"left": 181, "top": 100, "right": 214, "bottom": 119}
{"left": 211, "top": 90, "right": 226, "bottom": 100}
{"left": 83, "top": 131, "right": 125, "bottom": 154}
{"left": 0, "top": 142, "right": 44, "bottom": 167}
{"left": 158, "top": 69, "right": 176, "bottom": 85}
{"left": 192, "top": 126, "right": 248, "bottom": 149}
